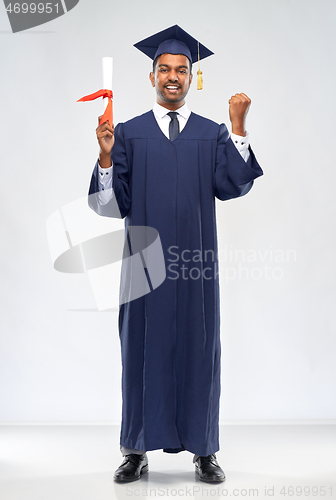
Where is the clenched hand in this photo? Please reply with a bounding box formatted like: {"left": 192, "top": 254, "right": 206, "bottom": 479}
{"left": 228, "top": 93, "right": 251, "bottom": 137}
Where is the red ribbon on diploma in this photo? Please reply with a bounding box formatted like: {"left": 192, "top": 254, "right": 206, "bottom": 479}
{"left": 77, "top": 89, "right": 113, "bottom": 126}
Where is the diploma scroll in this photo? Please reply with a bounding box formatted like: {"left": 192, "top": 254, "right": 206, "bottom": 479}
{"left": 102, "top": 56, "right": 113, "bottom": 117}
{"left": 77, "top": 57, "right": 113, "bottom": 126}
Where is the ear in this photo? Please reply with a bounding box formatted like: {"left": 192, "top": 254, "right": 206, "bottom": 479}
{"left": 189, "top": 73, "right": 193, "bottom": 85}
{"left": 149, "top": 71, "right": 155, "bottom": 87}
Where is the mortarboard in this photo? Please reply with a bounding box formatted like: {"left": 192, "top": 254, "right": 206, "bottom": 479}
{"left": 134, "top": 25, "right": 214, "bottom": 90}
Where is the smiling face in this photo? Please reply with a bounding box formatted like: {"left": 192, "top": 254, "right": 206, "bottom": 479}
{"left": 149, "top": 53, "right": 193, "bottom": 110}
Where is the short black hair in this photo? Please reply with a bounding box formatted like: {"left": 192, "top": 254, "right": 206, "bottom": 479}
{"left": 152, "top": 54, "right": 192, "bottom": 73}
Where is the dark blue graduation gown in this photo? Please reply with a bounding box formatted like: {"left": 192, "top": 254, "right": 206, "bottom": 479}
{"left": 89, "top": 110, "right": 263, "bottom": 456}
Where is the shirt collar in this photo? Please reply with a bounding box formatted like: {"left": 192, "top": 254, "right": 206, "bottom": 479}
{"left": 153, "top": 101, "right": 190, "bottom": 120}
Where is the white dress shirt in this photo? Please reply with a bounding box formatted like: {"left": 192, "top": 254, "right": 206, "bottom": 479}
{"left": 97, "top": 102, "right": 250, "bottom": 205}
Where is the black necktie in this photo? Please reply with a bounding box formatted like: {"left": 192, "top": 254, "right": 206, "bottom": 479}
{"left": 167, "top": 111, "right": 180, "bottom": 141}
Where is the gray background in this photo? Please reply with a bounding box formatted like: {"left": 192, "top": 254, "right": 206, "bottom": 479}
{"left": 0, "top": 0, "right": 335, "bottom": 423}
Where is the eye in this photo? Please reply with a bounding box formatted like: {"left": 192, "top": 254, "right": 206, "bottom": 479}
{"left": 159, "top": 68, "right": 168, "bottom": 73}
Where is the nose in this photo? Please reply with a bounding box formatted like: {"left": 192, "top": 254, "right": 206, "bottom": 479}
{"left": 168, "top": 70, "right": 178, "bottom": 82}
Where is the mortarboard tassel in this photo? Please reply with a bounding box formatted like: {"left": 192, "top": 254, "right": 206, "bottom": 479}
{"left": 197, "top": 41, "right": 203, "bottom": 90}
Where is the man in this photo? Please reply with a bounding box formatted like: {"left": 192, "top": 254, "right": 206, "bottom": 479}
{"left": 88, "top": 25, "right": 263, "bottom": 483}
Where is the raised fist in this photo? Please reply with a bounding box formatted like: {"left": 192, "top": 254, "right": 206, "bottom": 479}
{"left": 229, "top": 93, "right": 251, "bottom": 136}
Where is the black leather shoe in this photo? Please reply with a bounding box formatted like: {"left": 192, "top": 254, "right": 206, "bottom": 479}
{"left": 113, "top": 453, "right": 148, "bottom": 482}
{"left": 195, "top": 454, "right": 226, "bottom": 482}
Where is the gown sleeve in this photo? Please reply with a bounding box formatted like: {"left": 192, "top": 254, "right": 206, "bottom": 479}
{"left": 88, "top": 123, "right": 131, "bottom": 219}
{"left": 214, "top": 123, "right": 263, "bottom": 201}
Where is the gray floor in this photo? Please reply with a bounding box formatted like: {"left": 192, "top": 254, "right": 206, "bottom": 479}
{"left": 0, "top": 424, "right": 335, "bottom": 499}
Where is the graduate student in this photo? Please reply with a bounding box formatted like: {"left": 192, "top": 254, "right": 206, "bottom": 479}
{"left": 88, "top": 25, "right": 263, "bottom": 483}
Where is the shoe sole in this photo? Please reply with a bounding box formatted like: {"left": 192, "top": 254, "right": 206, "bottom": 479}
{"left": 114, "top": 464, "right": 149, "bottom": 483}
{"left": 141, "top": 464, "right": 149, "bottom": 475}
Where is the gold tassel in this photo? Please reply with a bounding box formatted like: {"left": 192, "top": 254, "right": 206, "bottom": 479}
{"left": 197, "top": 41, "right": 203, "bottom": 90}
{"left": 197, "top": 70, "right": 203, "bottom": 90}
